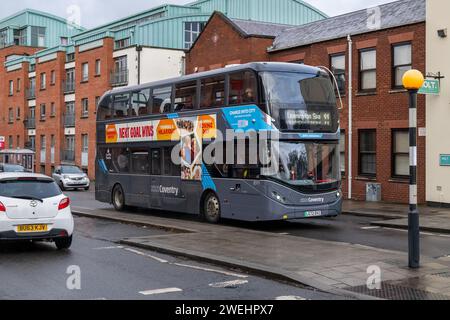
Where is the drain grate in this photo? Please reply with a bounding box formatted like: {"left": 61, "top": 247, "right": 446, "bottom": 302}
{"left": 346, "top": 283, "right": 450, "bottom": 300}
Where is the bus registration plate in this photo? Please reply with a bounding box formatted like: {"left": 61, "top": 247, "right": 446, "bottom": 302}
{"left": 304, "top": 211, "right": 323, "bottom": 218}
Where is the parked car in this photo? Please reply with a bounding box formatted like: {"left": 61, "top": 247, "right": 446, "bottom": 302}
{"left": 0, "top": 163, "right": 26, "bottom": 173}
{"left": 0, "top": 173, "right": 74, "bottom": 249}
{"left": 53, "top": 165, "right": 90, "bottom": 191}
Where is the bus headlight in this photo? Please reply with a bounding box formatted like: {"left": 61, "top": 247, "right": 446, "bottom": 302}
{"left": 271, "top": 191, "right": 287, "bottom": 204}
{"left": 337, "top": 191, "right": 341, "bottom": 198}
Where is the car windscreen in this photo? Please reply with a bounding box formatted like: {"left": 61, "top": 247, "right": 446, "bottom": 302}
{"left": 3, "top": 164, "right": 25, "bottom": 172}
{"left": 61, "top": 166, "right": 83, "bottom": 174}
{"left": 0, "top": 179, "right": 62, "bottom": 200}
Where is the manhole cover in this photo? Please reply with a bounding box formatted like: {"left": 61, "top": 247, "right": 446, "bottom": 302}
{"left": 346, "top": 283, "right": 450, "bottom": 300}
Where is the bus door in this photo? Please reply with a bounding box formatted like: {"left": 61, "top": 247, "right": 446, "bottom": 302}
{"left": 150, "top": 148, "right": 163, "bottom": 208}
{"left": 127, "top": 149, "right": 151, "bottom": 207}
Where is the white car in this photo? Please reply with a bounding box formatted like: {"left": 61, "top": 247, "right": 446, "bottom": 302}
{"left": 52, "top": 165, "right": 90, "bottom": 191}
{"left": 0, "top": 173, "right": 74, "bottom": 250}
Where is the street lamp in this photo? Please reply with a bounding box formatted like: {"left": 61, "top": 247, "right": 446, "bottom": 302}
{"left": 402, "top": 69, "right": 425, "bottom": 269}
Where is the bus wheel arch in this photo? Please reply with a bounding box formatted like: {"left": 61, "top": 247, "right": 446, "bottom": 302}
{"left": 112, "top": 183, "right": 126, "bottom": 211}
{"left": 200, "top": 190, "right": 221, "bottom": 224}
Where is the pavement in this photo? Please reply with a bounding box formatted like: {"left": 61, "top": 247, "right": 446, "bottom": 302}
{"left": 343, "top": 200, "right": 450, "bottom": 234}
{"left": 71, "top": 202, "right": 450, "bottom": 300}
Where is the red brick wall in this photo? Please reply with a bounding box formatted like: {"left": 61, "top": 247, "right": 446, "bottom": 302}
{"left": 273, "top": 23, "right": 426, "bottom": 204}
{"left": 33, "top": 51, "right": 67, "bottom": 175}
{"left": 74, "top": 38, "right": 114, "bottom": 179}
{"left": 185, "top": 14, "right": 272, "bottom": 73}
{"left": 0, "top": 46, "right": 40, "bottom": 149}
{"left": 186, "top": 17, "right": 426, "bottom": 204}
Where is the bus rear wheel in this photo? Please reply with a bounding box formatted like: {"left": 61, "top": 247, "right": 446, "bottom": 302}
{"left": 112, "top": 184, "right": 126, "bottom": 211}
{"left": 203, "top": 193, "right": 221, "bottom": 224}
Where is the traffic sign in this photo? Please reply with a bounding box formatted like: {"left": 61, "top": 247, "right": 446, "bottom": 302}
{"left": 0, "top": 136, "right": 5, "bottom": 150}
{"left": 418, "top": 79, "right": 440, "bottom": 95}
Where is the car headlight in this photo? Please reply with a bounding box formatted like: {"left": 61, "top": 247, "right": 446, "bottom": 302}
{"left": 63, "top": 175, "right": 70, "bottom": 180}
{"left": 271, "top": 191, "right": 287, "bottom": 204}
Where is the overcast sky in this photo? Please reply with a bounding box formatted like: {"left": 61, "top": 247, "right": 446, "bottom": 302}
{"left": 2, "top": 0, "right": 396, "bottom": 29}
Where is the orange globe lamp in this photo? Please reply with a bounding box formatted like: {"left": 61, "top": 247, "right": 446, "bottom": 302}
{"left": 402, "top": 69, "right": 425, "bottom": 91}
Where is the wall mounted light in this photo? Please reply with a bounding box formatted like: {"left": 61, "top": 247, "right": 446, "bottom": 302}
{"left": 437, "top": 28, "right": 447, "bottom": 38}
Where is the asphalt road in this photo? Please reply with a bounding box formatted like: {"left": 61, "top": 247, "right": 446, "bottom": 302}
{"left": 0, "top": 215, "right": 338, "bottom": 300}
{"left": 67, "top": 189, "right": 450, "bottom": 261}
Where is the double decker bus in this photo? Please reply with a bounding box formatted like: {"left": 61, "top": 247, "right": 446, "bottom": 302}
{"left": 95, "top": 62, "right": 342, "bottom": 223}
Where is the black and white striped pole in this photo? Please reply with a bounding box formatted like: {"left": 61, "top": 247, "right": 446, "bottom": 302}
{"left": 402, "top": 69, "right": 425, "bottom": 269}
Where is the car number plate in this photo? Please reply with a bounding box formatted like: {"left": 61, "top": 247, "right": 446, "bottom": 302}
{"left": 17, "top": 225, "right": 48, "bottom": 233}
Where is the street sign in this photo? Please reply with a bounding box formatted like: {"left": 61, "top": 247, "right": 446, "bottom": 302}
{"left": 440, "top": 154, "right": 450, "bottom": 166}
{"left": 418, "top": 79, "right": 440, "bottom": 95}
{"left": 0, "top": 136, "right": 5, "bottom": 150}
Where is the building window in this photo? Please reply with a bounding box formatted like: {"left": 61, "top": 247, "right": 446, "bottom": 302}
{"left": 359, "top": 130, "right": 376, "bottom": 177}
{"left": 393, "top": 43, "right": 412, "bottom": 88}
{"left": 359, "top": 49, "right": 376, "bottom": 91}
{"left": 95, "top": 59, "right": 101, "bottom": 76}
{"left": 82, "top": 98, "right": 89, "bottom": 118}
{"left": 61, "top": 37, "right": 69, "bottom": 45}
{"left": 13, "top": 28, "right": 27, "bottom": 45}
{"left": 51, "top": 70, "right": 56, "bottom": 85}
{"left": 331, "top": 54, "right": 346, "bottom": 95}
{"left": 17, "top": 78, "right": 21, "bottom": 92}
{"left": 392, "top": 129, "right": 409, "bottom": 178}
{"left": 8, "top": 136, "right": 13, "bottom": 149}
{"left": 82, "top": 134, "right": 89, "bottom": 153}
{"left": 16, "top": 107, "right": 20, "bottom": 120}
{"left": 31, "top": 26, "right": 46, "bottom": 47}
{"left": 82, "top": 63, "right": 89, "bottom": 82}
{"left": 16, "top": 135, "right": 20, "bottom": 148}
{"left": 50, "top": 102, "right": 56, "bottom": 117}
{"left": 340, "top": 130, "right": 346, "bottom": 175}
{"left": 8, "top": 108, "right": 14, "bottom": 123}
{"left": 112, "top": 56, "right": 128, "bottom": 86}
{"left": 184, "top": 22, "right": 206, "bottom": 49}
{"left": 0, "top": 29, "right": 8, "bottom": 47}
{"left": 40, "top": 104, "right": 46, "bottom": 120}
{"left": 115, "top": 38, "right": 130, "bottom": 49}
{"left": 9, "top": 80, "right": 13, "bottom": 96}
{"left": 40, "top": 135, "right": 46, "bottom": 151}
{"left": 28, "top": 136, "right": 36, "bottom": 150}
{"left": 66, "top": 53, "right": 75, "bottom": 63}
{"left": 40, "top": 73, "right": 46, "bottom": 90}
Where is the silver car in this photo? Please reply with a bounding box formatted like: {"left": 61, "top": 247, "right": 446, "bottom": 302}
{"left": 53, "top": 165, "right": 90, "bottom": 191}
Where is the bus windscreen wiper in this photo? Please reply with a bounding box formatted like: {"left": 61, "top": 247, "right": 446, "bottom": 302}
{"left": 10, "top": 196, "right": 44, "bottom": 203}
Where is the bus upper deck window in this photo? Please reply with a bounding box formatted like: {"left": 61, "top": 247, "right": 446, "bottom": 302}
{"left": 152, "top": 87, "right": 172, "bottom": 114}
{"left": 229, "top": 71, "right": 257, "bottom": 105}
{"left": 200, "top": 76, "right": 225, "bottom": 109}
{"left": 97, "top": 95, "right": 112, "bottom": 120}
{"left": 175, "top": 81, "right": 197, "bottom": 112}
{"left": 131, "top": 89, "right": 151, "bottom": 116}
{"left": 113, "top": 94, "right": 130, "bottom": 119}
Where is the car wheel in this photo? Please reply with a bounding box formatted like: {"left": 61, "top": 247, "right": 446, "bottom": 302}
{"left": 59, "top": 182, "right": 66, "bottom": 191}
{"left": 55, "top": 236, "right": 72, "bottom": 250}
{"left": 112, "top": 185, "right": 126, "bottom": 211}
{"left": 84, "top": 186, "right": 90, "bottom": 191}
{"left": 203, "top": 192, "right": 221, "bottom": 224}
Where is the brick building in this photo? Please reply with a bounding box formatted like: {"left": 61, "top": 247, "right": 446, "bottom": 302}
{"left": 0, "top": 0, "right": 326, "bottom": 179}
{"left": 186, "top": 0, "right": 427, "bottom": 204}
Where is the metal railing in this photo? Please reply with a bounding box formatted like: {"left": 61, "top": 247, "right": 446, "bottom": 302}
{"left": 62, "top": 150, "right": 75, "bottom": 162}
{"left": 25, "top": 117, "right": 36, "bottom": 129}
{"left": 110, "top": 69, "right": 128, "bottom": 86}
{"left": 64, "top": 113, "right": 75, "bottom": 127}
{"left": 64, "top": 80, "right": 75, "bottom": 93}
{"left": 26, "top": 88, "right": 36, "bottom": 100}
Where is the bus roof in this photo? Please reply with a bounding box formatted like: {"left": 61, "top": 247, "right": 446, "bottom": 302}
{"left": 106, "top": 62, "right": 323, "bottom": 96}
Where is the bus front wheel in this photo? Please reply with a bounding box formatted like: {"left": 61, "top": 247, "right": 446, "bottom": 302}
{"left": 202, "top": 192, "right": 221, "bottom": 224}
{"left": 112, "top": 184, "right": 126, "bottom": 211}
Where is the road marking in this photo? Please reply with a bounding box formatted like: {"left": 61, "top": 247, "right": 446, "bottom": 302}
{"left": 173, "top": 263, "right": 248, "bottom": 279}
{"left": 93, "top": 246, "right": 124, "bottom": 250}
{"left": 275, "top": 296, "right": 308, "bottom": 301}
{"left": 209, "top": 280, "right": 249, "bottom": 288}
{"left": 278, "top": 232, "right": 290, "bottom": 235}
{"left": 139, "top": 288, "right": 183, "bottom": 296}
{"left": 361, "top": 226, "right": 380, "bottom": 230}
{"left": 123, "top": 248, "right": 169, "bottom": 263}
